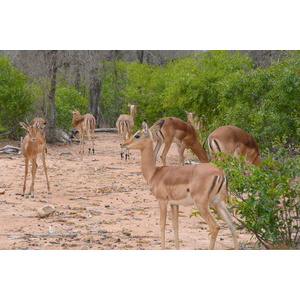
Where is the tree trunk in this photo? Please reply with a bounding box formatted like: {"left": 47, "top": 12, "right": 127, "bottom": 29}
{"left": 74, "top": 65, "right": 81, "bottom": 92}
{"left": 136, "top": 50, "right": 145, "bottom": 63}
{"left": 89, "top": 67, "right": 101, "bottom": 127}
{"left": 47, "top": 50, "right": 58, "bottom": 143}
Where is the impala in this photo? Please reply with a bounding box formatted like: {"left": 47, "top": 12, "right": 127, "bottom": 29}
{"left": 150, "top": 117, "right": 209, "bottom": 166}
{"left": 20, "top": 119, "right": 51, "bottom": 198}
{"left": 186, "top": 111, "right": 200, "bottom": 131}
{"left": 121, "top": 120, "right": 238, "bottom": 250}
{"left": 116, "top": 103, "right": 136, "bottom": 160}
{"left": 206, "top": 125, "right": 262, "bottom": 166}
{"left": 70, "top": 109, "right": 95, "bottom": 154}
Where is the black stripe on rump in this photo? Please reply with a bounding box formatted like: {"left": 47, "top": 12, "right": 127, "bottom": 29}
{"left": 208, "top": 176, "right": 219, "bottom": 196}
{"left": 216, "top": 176, "right": 226, "bottom": 194}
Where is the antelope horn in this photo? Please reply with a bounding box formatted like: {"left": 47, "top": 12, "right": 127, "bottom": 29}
{"left": 25, "top": 117, "right": 30, "bottom": 126}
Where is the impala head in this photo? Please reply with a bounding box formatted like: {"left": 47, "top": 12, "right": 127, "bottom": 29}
{"left": 185, "top": 111, "right": 195, "bottom": 122}
{"left": 70, "top": 109, "right": 80, "bottom": 116}
{"left": 121, "top": 120, "right": 155, "bottom": 151}
{"left": 70, "top": 109, "right": 84, "bottom": 123}
{"left": 20, "top": 120, "right": 38, "bottom": 142}
{"left": 30, "top": 117, "right": 46, "bottom": 136}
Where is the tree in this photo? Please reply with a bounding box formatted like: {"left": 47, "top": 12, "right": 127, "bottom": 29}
{"left": 0, "top": 56, "right": 34, "bottom": 137}
{"left": 47, "top": 50, "right": 59, "bottom": 143}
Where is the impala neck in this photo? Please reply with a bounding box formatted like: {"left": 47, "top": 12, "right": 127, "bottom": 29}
{"left": 191, "top": 142, "right": 209, "bottom": 163}
{"left": 72, "top": 116, "right": 83, "bottom": 127}
{"left": 130, "top": 107, "right": 136, "bottom": 119}
{"left": 140, "top": 139, "right": 157, "bottom": 183}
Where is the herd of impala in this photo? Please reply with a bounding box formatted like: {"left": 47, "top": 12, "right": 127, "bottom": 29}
{"left": 19, "top": 105, "right": 263, "bottom": 250}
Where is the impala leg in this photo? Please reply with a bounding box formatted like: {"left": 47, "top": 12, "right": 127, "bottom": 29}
{"left": 87, "top": 129, "right": 91, "bottom": 154}
{"left": 79, "top": 131, "right": 84, "bottom": 154}
{"left": 41, "top": 151, "right": 51, "bottom": 194}
{"left": 22, "top": 158, "right": 29, "bottom": 196}
{"left": 178, "top": 145, "right": 186, "bottom": 166}
{"left": 30, "top": 158, "right": 37, "bottom": 198}
{"left": 91, "top": 130, "right": 95, "bottom": 154}
{"left": 125, "top": 149, "right": 130, "bottom": 161}
{"left": 195, "top": 200, "right": 220, "bottom": 250}
{"left": 158, "top": 200, "right": 167, "bottom": 250}
{"left": 161, "top": 142, "right": 172, "bottom": 166}
{"left": 171, "top": 204, "right": 180, "bottom": 249}
{"left": 153, "top": 135, "right": 162, "bottom": 164}
{"left": 212, "top": 199, "right": 238, "bottom": 250}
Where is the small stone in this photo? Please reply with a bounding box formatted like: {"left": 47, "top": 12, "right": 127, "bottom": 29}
{"left": 122, "top": 232, "right": 131, "bottom": 236}
{"left": 37, "top": 205, "right": 56, "bottom": 218}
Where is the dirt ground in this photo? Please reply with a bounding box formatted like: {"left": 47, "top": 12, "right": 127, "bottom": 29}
{"left": 0, "top": 131, "right": 254, "bottom": 250}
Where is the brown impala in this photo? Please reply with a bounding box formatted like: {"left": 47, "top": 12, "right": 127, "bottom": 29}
{"left": 116, "top": 103, "right": 136, "bottom": 160}
{"left": 20, "top": 119, "right": 51, "bottom": 198}
{"left": 150, "top": 117, "right": 209, "bottom": 166}
{"left": 121, "top": 120, "right": 238, "bottom": 250}
{"left": 207, "top": 125, "right": 262, "bottom": 166}
{"left": 70, "top": 109, "right": 95, "bottom": 154}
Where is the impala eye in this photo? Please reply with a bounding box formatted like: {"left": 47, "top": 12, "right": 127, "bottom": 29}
{"left": 134, "top": 134, "right": 140, "bottom": 139}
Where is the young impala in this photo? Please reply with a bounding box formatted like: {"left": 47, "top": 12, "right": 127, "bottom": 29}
{"left": 206, "top": 125, "right": 262, "bottom": 166}
{"left": 116, "top": 103, "right": 136, "bottom": 160}
{"left": 185, "top": 111, "right": 201, "bottom": 131}
{"left": 150, "top": 117, "right": 209, "bottom": 166}
{"left": 70, "top": 109, "right": 95, "bottom": 154}
{"left": 20, "top": 119, "right": 51, "bottom": 198}
{"left": 121, "top": 120, "right": 238, "bottom": 250}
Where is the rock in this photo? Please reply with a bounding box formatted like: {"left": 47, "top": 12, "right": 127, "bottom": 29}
{"left": 0, "top": 188, "right": 5, "bottom": 194}
{"left": 37, "top": 205, "right": 56, "bottom": 218}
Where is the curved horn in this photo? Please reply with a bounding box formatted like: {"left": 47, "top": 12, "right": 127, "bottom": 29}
{"left": 25, "top": 117, "right": 30, "bottom": 126}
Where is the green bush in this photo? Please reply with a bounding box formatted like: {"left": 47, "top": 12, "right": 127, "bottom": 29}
{"left": 212, "top": 142, "right": 300, "bottom": 249}
{"left": 0, "top": 56, "right": 34, "bottom": 137}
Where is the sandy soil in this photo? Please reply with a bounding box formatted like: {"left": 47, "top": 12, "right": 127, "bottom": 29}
{"left": 0, "top": 131, "right": 253, "bottom": 250}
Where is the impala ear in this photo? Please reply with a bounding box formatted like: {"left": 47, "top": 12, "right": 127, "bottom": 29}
{"left": 142, "top": 120, "right": 149, "bottom": 134}
{"left": 34, "top": 117, "right": 38, "bottom": 126}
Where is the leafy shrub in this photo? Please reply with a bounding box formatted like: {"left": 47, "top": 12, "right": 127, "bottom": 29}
{"left": 0, "top": 56, "right": 34, "bottom": 137}
{"left": 212, "top": 143, "right": 300, "bottom": 249}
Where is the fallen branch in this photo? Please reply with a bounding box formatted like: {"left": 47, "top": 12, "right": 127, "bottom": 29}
{"left": 95, "top": 128, "right": 118, "bottom": 132}
{"left": 0, "top": 145, "right": 21, "bottom": 154}
{"left": 25, "top": 233, "right": 77, "bottom": 238}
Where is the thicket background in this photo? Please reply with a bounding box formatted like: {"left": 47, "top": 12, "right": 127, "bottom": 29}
{"left": 0, "top": 50, "right": 299, "bottom": 153}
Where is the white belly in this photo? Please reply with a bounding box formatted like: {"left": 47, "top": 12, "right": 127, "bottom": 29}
{"left": 168, "top": 194, "right": 194, "bottom": 206}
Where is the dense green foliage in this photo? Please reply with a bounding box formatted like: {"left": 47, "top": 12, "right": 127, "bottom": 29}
{"left": 0, "top": 56, "right": 34, "bottom": 137}
{"left": 212, "top": 142, "right": 300, "bottom": 249}
{"left": 115, "top": 50, "right": 299, "bottom": 149}
{"left": 1, "top": 51, "right": 299, "bottom": 147}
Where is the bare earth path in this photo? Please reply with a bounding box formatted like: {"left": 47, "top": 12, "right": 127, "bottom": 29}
{"left": 0, "top": 131, "right": 252, "bottom": 250}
